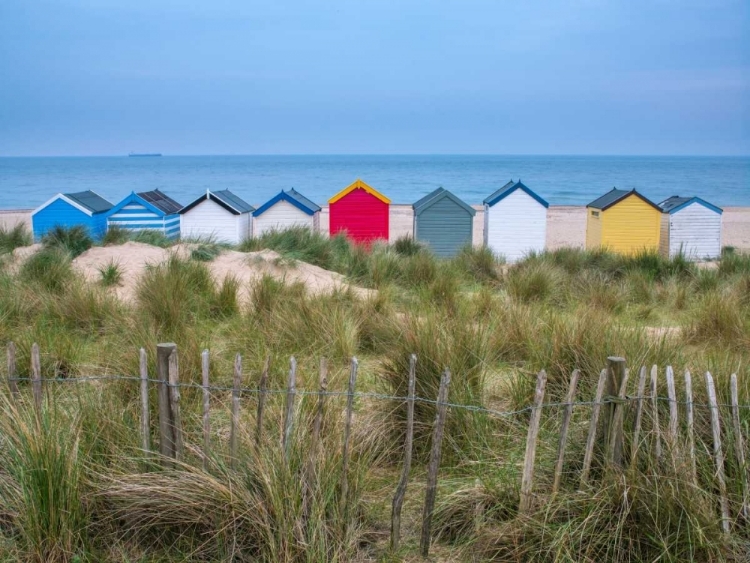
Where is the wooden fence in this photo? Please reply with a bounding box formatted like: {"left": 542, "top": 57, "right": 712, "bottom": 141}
{"left": 4, "top": 343, "right": 750, "bottom": 557}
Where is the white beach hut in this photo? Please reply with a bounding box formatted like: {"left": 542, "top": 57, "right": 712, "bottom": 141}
{"left": 179, "top": 189, "right": 254, "bottom": 244}
{"left": 253, "top": 189, "right": 321, "bottom": 236}
{"left": 658, "top": 196, "right": 723, "bottom": 260}
{"left": 483, "top": 180, "right": 549, "bottom": 262}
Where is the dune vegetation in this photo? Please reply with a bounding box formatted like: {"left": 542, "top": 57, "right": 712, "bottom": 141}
{"left": 0, "top": 225, "right": 748, "bottom": 562}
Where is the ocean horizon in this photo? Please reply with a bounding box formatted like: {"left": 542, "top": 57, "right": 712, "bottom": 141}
{"left": 1, "top": 154, "right": 749, "bottom": 210}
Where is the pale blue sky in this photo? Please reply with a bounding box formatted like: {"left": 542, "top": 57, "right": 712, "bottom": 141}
{"left": 0, "top": 0, "right": 748, "bottom": 156}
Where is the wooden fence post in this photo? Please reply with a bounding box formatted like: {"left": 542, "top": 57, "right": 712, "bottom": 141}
{"left": 168, "top": 349, "right": 184, "bottom": 462}
{"left": 604, "top": 357, "right": 626, "bottom": 468}
{"left": 705, "top": 371, "right": 730, "bottom": 534}
{"left": 7, "top": 342, "right": 19, "bottom": 400}
{"left": 650, "top": 365, "right": 662, "bottom": 462}
{"left": 580, "top": 369, "right": 608, "bottom": 488}
{"left": 31, "top": 343, "right": 42, "bottom": 412}
{"left": 156, "top": 343, "right": 176, "bottom": 462}
{"left": 665, "top": 366, "right": 680, "bottom": 464}
{"left": 419, "top": 368, "right": 451, "bottom": 558}
{"left": 255, "top": 356, "right": 269, "bottom": 449}
{"left": 303, "top": 357, "right": 329, "bottom": 525}
{"left": 606, "top": 368, "right": 629, "bottom": 469}
{"left": 391, "top": 354, "right": 417, "bottom": 551}
{"left": 630, "top": 366, "right": 647, "bottom": 470}
{"left": 201, "top": 349, "right": 210, "bottom": 470}
{"left": 340, "top": 357, "right": 359, "bottom": 524}
{"left": 230, "top": 353, "right": 242, "bottom": 469}
{"left": 730, "top": 373, "right": 749, "bottom": 521}
{"left": 282, "top": 357, "right": 297, "bottom": 463}
{"left": 684, "top": 369, "right": 697, "bottom": 486}
{"left": 520, "top": 370, "right": 548, "bottom": 512}
{"left": 139, "top": 348, "right": 150, "bottom": 454}
{"left": 552, "top": 369, "right": 579, "bottom": 494}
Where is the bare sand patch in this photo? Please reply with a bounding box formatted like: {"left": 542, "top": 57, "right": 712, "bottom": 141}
{"left": 71, "top": 242, "right": 374, "bottom": 304}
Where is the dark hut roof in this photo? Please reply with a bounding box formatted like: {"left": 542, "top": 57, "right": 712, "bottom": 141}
{"left": 587, "top": 188, "right": 660, "bottom": 212}
{"left": 137, "top": 189, "right": 183, "bottom": 214}
{"left": 64, "top": 190, "right": 113, "bottom": 214}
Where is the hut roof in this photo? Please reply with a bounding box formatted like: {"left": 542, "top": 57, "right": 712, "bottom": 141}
{"left": 659, "top": 196, "right": 722, "bottom": 215}
{"left": 483, "top": 180, "right": 549, "bottom": 208}
{"left": 253, "top": 189, "right": 320, "bottom": 217}
{"left": 587, "top": 188, "right": 660, "bottom": 212}
{"left": 180, "top": 189, "right": 254, "bottom": 215}
{"left": 137, "top": 189, "right": 183, "bottom": 214}
{"left": 64, "top": 190, "right": 113, "bottom": 214}
{"left": 413, "top": 187, "right": 475, "bottom": 216}
{"left": 328, "top": 179, "right": 391, "bottom": 205}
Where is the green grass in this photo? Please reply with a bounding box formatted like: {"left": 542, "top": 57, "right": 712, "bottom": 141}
{"left": 41, "top": 225, "right": 93, "bottom": 258}
{"left": 98, "top": 260, "right": 123, "bottom": 287}
{"left": 0, "top": 236, "right": 748, "bottom": 561}
{"left": 0, "top": 224, "right": 32, "bottom": 254}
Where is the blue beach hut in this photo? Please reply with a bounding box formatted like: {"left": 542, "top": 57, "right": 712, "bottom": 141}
{"left": 107, "top": 190, "right": 183, "bottom": 239}
{"left": 412, "top": 188, "right": 476, "bottom": 257}
{"left": 31, "top": 190, "right": 113, "bottom": 241}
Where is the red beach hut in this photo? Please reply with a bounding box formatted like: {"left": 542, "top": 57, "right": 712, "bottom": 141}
{"left": 328, "top": 179, "right": 391, "bottom": 243}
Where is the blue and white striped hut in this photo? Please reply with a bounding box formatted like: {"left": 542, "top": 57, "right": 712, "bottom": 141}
{"left": 107, "top": 190, "right": 183, "bottom": 239}
{"left": 31, "top": 190, "right": 113, "bottom": 241}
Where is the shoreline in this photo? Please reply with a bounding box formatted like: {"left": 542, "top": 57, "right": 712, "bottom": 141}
{"left": 3, "top": 206, "right": 750, "bottom": 251}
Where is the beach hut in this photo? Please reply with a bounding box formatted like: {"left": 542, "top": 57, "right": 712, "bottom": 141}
{"left": 31, "top": 190, "right": 113, "bottom": 241}
{"left": 179, "top": 189, "right": 254, "bottom": 244}
{"left": 483, "top": 180, "right": 548, "bottom": 262}
{"left": 586, "top": 188, "right": 661, "bottom": 254}
{"left": 107, "top": 189, "right": 183, "bottom": 239}
{"left": 253, "top": 188, "right": 321, "bottom": 236}
{"left": 412, "top": 187, "right": 475, "bottom": 257}
{"left": 328, "top": 179, "right": 390, "bottom": 243}
{"left": 658, "top": 196, "right": 723, "bottom": 260}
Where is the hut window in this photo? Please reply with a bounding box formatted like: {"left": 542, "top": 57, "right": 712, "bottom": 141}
{"left": 591, "top": 211, "right": 600, "bottom": 217}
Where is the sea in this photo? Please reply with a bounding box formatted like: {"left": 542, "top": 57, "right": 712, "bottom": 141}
{"left": 0, "top": 155, "right": 748, "bottom": 210}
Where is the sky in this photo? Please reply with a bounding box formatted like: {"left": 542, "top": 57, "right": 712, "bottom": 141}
{"left": 0, "top": 0, "right": 748, "bottom": 156}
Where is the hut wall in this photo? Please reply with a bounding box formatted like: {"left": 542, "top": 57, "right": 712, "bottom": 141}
{"left": 600, "top": 195, "right": 661, "bottom": 254}
{"left": 485, "top": 189, "right": 547, "bottom": 262}
{"left": 668, "top": 203, "right": 721, "bottom": 259}
{"left": 181, "top": 198, "right": 245, "bottom": 244}
{"left": 415, "top": 197, "right": 473, "bottom": 257}
{"left": 254, "top": 200, "right": 314, "bottom": 237}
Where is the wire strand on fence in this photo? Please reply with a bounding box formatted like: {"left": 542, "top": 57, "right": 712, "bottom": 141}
{"left": 6, "top": 374, "right": 750, "bottom": 414}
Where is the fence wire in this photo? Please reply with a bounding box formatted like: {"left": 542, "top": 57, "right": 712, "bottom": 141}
{"left": 6, "top": 374, "right": 750, "bottom": 416}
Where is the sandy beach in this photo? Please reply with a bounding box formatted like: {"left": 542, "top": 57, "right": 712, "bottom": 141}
{"left": 3, "top": 205, "right": 749, "bottom": 251}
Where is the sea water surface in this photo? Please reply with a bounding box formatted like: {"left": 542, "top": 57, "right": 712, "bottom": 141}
{"left": 0, "top": 155, "right": 748, "bottom": 209}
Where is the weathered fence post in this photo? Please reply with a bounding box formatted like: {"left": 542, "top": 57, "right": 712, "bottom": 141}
{"left": 391, "top": 354, "right": 417, "bottom": 551}
{"left": 705, "top": 371, "right": 730, "bottom": 534}
{"left": 665, "top": 366, "right": 680, "bottom": 464}
{"left": 552, "top": 369, "right": 579, "bottom": 495}
{"left": 580, "top": 369, "right": 607, "bottom": 488}
{"left": 684, "top": 369, "right": 697, "bottom": 486}
{"left": 139, "top": 348, "right": 150, "bottom": 454}
{"left": 730, "top": 373, "right": 749, "bottom": 521}
{"left": 340, "top": 357, "right": 359, "bottom": 525}
{"left": 6, "top": 342, "right": 19, "bottom": 400}
{"left": 282, "top": 357, "right": 297, "bottom": 463}
{"left": 255, "top": 356, "right": 270, "bottom": 449}
{"left": 520, "top": 370, "right": 548, "bottom": 512}
{"left": 201, "top": 349, "right": 210, "bottom": 470}
{"left": 230, "top": 353, "right": 242, "bottom": 469}
{"left": 650, "top": 365, "right": 662, "bottom": 462}
{"left": 420, "top": 368, "right": 451, "bottom": 558}
{"left": 604, "top": 357, "right": 627, "bottom": 468}
{"left": 168, "top": 349, "right": 184, "bottom": 461}
{"left": 303, "top": 357, "right": 329, "bottom": 525}
{"left": 156, "top": 343, "right": 176, "bottom": 461}
{"left": 630, "top": 366, "right": 647, "bottom": 470}
{"left": 31, "top": 343, "right": 42, "bottom": 412}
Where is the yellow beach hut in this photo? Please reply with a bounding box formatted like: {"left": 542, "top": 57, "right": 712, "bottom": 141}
{"left": 586, "top": 188, "right": 661, "bottom": 254}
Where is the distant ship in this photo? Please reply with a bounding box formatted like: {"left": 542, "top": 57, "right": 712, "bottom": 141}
{"left": 128, "top": 152, "right": 162, "bottom": 157}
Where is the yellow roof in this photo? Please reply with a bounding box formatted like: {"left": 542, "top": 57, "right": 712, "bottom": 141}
{"left": 328, "top": 179, "right": 391, "bottom": 204}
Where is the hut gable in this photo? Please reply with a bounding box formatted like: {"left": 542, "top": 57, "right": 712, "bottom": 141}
{"left": 586, "top": 188, "right": 661, "bottom": 254}
{"left": 413, "top": 188, "right": 475, "bottom": 257}
{"left": 253, "top": 189, "right": 321, "bottom": 236}
{"left": 31, "top": 190, "right": 113, "bottom": 241}
{"left": 179, "top": 190, "right": 254, "bottom": 244}
{"left": 658, "top": 196, "right": 723, "bottom": 259}
{"left": 483, "top": 180, "right": 548, "bottom": 262}
{"left": 108, "top": 189, "right": 183, "bottom": 239}
{"left": 328, "top": 179, "right": 390, "bottom": 243}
